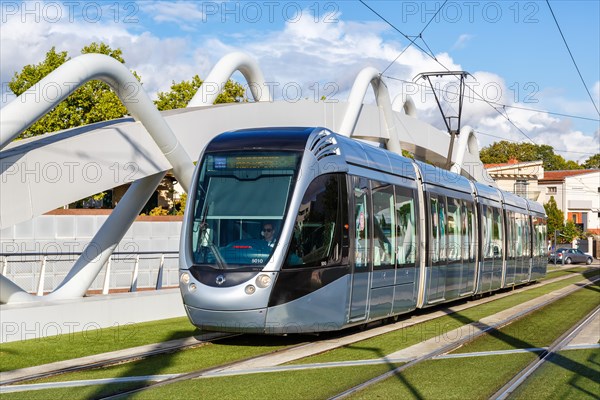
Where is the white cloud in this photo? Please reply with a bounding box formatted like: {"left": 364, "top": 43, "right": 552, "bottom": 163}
{"left": 1, "top": 4, "right": 597, "bottom": 162}
{"left": 144, "top": 1, "right": 204, "bottom": 23}
{"left": 451, "top": 34, "right": 474, "bottom": 50}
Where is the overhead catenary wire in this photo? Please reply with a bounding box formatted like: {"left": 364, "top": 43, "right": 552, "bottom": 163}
{"left": 359, "top": 0, "right": 597, "bottom": 150}
{"left": 362, "top": 0, "right": 448, "bottom": 75}
{"left": 383, "top": 75, "right": 600, "bottom": 123}
{"left": 546, "top": 0, "right": 600, "bottom": 117}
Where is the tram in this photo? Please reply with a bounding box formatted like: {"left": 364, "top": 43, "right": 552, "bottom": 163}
{"left": 179, "top": 127, "right": 547, "bottom": 334}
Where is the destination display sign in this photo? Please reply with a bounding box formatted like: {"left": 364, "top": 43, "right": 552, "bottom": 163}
{"left": 211, "top": 154, "right": 298, "bottom": 170}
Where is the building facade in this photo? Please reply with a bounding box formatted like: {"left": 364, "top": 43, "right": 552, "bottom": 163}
{"left": 484, "top": 159, "right": 544, "bottom": 202}
{"left": 539, "top": 170, "right": 600, "bottom": 235}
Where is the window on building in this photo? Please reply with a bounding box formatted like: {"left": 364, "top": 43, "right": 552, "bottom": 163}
{"left": 547, "top": 186, "right": 557, "bottom": 194}
{"left": 514, "top": 180, "right": 528, "bottom": 197}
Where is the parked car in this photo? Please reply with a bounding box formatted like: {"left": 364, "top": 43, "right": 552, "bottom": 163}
{"left": 548, "top": 248, "right": 593, "bottom": 265}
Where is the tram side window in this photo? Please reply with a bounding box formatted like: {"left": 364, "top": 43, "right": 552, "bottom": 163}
{"left": 493, "top": 207, "right": 503, "bottom": 259}
{"left": 516, "top": 213, "right": 524, "bottom": 258}
{"left": 284, "top": 174, "right": 348, "bottom": 269}
{"left": 430, "top": 195, "right": 447, "bottom": 263}
{"left": 482, "top": 205, "right": 492, "bottom": 259}
{"left": 354, "top": 177, "right": 370, "bottom": 269}
{"left": 447, "top": 197, "right": 462, "bottom": 261}
{"left": 505, "top": 211, "right": 514, "bottom": 260}
{"left": 523, "top": 214, "right": 528, "bottom": 257}
{"left": 372, "top": 182, "right": 394, "bottom": 269}
{"left": 395, "top": 186, "right": 416, "bottom": 266}
{"left": 462, "top": 201, "right": 476, "bottom": 262}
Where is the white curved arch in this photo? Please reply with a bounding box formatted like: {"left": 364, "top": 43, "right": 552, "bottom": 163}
{"left": 338, "top": 67, "right": 402, "bottom": 155}
{"left": 392, "top": 94, "right": 417, "bottom": 117}
{"left": 0, "top": 54, "right": 194, "bottom": 191}
{"left": 188, "top": 52, "right": 272, "bottom": 107}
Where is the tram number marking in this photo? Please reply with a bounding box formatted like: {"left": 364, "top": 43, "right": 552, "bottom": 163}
{"left": 252, "top": 258, "right": 264, "bottom": 264}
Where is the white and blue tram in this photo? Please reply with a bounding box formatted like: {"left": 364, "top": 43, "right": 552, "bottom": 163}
{"left": 179, "top": 127, "right": 547, "bottom": 333}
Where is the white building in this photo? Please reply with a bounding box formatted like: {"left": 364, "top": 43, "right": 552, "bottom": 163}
{"left": 484, "top": 159, "right": 544, "bottom": 202}
{"left": 539, "top": 170, "right": 600, "bottom": 235}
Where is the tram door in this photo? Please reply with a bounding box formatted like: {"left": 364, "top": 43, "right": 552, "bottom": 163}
{"left": 349, "top": 177, "right": 371, "bottom": 321}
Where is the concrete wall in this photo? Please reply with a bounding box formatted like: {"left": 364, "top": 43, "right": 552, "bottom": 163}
{"left": 0, "top": 213, "right": 183, "bottom": 293}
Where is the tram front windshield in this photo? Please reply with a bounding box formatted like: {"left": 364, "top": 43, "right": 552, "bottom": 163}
{"left": 190, "top": 151, "right": 300, "bottom": 270}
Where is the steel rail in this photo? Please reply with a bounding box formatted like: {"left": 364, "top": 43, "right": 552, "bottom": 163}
{"left": 2, "top": 269, "right": 594, "bottom": 393}
{"left": 328, "top": 276, "right": 600, "bottom": 400}
{"left": 0, "top": 333, "right": 237, "bottom": 386}
{"left": 490, "top": 305, "right": 600, "bottom": 400}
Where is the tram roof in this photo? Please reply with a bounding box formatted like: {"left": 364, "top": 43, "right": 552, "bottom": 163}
{"left": 527, "top": 199, "right": 546, "bottom": 216}
{"left": 206, "top": 127, "right": 315, "bottom": 152}
{"left": 501, "top": 190, "right": 530, "bottom": 210}
{"left": 415, "top": 160, "right": 473, "bottom": 194}
{"left": 473, "top": 182, "right": 503, "bottom": 202}
{"left": 335, "top": 134, "right": 417, "bottom": 180}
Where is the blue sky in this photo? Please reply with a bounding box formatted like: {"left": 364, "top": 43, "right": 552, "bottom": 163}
{"left": 1, "top": 1, "right": 599, "bottom": 161}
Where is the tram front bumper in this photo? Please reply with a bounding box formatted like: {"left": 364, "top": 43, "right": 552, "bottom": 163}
{"left": 184, "top": 305, "right": 268, "bottom": 333}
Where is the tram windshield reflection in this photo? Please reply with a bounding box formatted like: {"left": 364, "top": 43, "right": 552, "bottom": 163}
{"left": 190, "top": 151, "right": 300, "bottom": 269}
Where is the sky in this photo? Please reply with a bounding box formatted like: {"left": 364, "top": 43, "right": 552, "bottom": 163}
{"left": 1, "top": 0, "right": 599, "bottom": 162}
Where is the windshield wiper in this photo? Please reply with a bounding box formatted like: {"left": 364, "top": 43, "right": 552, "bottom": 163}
{"left": 199, "top": 203, "right": 226, "bottom": 270}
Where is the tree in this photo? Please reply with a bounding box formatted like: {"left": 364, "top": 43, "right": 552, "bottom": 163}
{"left": 154, "top": 75, "right": 246, "bottom": 111}
{"left": 8, "top": 42, "right": 138, "bottom": 140}
{"left": 561, "top": 220, "right": 582, "bottom": 242}
{"left": 479, "top": 141, "right": 582, "bottom": 171}
{"left": 544, "top": 196, "right": 564, "bottom": 242}
{"left": 582, "top": 153, "right": 600, "bottom": 169}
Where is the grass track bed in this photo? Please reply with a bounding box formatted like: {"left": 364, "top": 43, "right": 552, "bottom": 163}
{"left": 452, "top": 282, "right": 600, "bottom": 353}
{"left": 0, "top": 317, "right": 198, "bottom": 372}
{"left": 510, "top": 348, "right": 600, "bottom": 399}
{"left": 17, "top": 335, "right": 308, "bottom": 384}
{"left": 350, "top": 353, "right": 536, "bottom": 399}
{"left": 292, "top": 270, "right": 598, "bottom": 364}
{"left": 129, "top": 363, "right": 404, "bottom": 400}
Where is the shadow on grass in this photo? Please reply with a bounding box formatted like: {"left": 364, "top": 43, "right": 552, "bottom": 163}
{"left": 86, "top": 328, "right": 203, "bottom": 399}
{"left": 87, "top": 331, "right": 316, "bottom": 399}
{"left": 558, "top": 349, "right": 600, "bottom": 398}
{"left": 443, "top": 283, "right": 599, "bottom": 397}
{"left": 340, "top": 322, "right": 425, "bottom": 399}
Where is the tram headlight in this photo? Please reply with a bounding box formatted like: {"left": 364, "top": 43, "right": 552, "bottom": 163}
{"left": 255, "top": 274, "right": 272, "bottom": 288}
{"left": 245, "top": 284, "right": 256, "bottom": 295}
{"left": 180, "top": 273, "right": 190, "bottom": 284}
{"left": 189, "top": 283, "right": 197, "bottom": 291}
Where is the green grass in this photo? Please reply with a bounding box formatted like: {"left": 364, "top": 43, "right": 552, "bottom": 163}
{"left": 351, "top": 353, "right": 537, "bottom": 399}
{"left": 22, "top": 334, "right": 309, "bottom": 384}
{"left": 0, "top": 317, "right": 198, "bottom": 372}
{"left": 0, "top": 382, "right": 139, "bottom": 400}
{"left": 130, "top": 363, "right": 404, "bottom": 400}
{"left": 291, "top": 270, "right": 598, "bottom": 364}
{"left": 2, "top": 363, "right": 405, "bottom": 400}
{"left": 544, "top": 266, "right": 587, "bottom": 279}
{"left": 453, "top": 282, "right": 600, "bottom": 353}
{"left": 511, "top": 348, "right": 600, "bottom": 399}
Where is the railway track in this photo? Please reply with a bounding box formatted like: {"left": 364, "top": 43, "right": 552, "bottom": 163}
{"left": 1, "top": 269, "right": 596, "bottom": 397}
{"left": 328, "top": 275, "right": 600, "bottom": 400}
{"left": 490, "top": 305, "right": 600, "bottom": 400}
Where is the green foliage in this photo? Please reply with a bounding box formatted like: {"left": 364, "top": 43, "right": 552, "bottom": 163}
{"left": 401, "top": 149, "right": 414, "bottom": 159}
{"left": 544, "top": 196, "right": 564, "bottom": 241}
{"left": 149, "top": 206, "right": 169, "bottom": 216}
{"left": 480, "top": 141, "right": 583, "bottom": 171}
{"left": 8, "top": 42, "right": 137, "bottom": 140}
{"left": 561, "top": 219, "right": 582, "bottom": 242}
{"left": 175, "top": 192, "right": 187, "bottom": 215}
{"left": 582, "top": 153, "right": 600, "bottom": 169}
{"left": 154, "top": 75, "right": 246, "bottom": 111}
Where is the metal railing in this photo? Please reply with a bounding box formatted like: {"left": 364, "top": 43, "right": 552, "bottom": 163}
{"left": 0, "top": 251, "right": 179, "bottom": 295}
